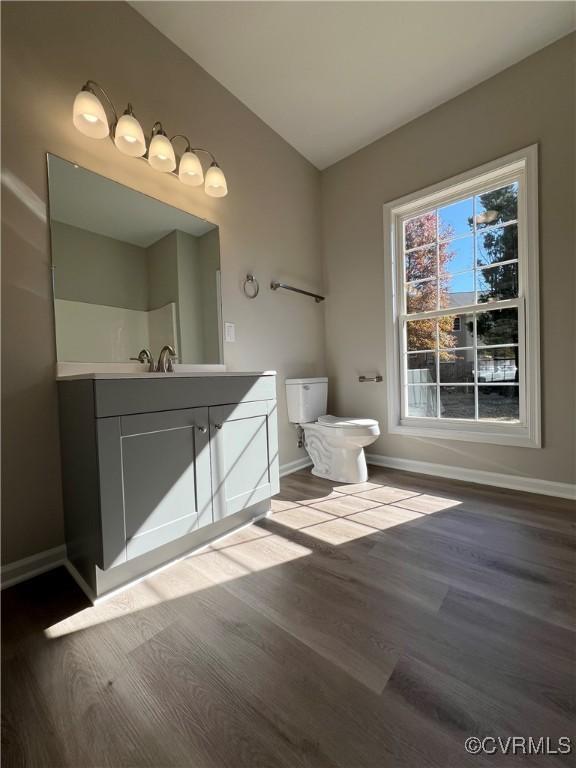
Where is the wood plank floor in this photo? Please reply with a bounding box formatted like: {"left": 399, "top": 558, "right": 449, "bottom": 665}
{"left": 2, "top": 466, "right": 575, "bottom": 767}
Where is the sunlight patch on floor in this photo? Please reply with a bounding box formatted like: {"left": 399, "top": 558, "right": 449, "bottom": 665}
{"left": 272, "top": 481, "right": 462, "bottom": 541}
{"left": 392, "top": 494, "right": 462, "bottom": 514}
{"left": 347, "top": 505, "right": 424, "bottom": 530}
{"left": 355, "top": 486, "right": 422, "bottom": 504}
{"left": 302, "top": 517, "right": 376, "bottom": 545}
{"left": 212, "top": 533, "right": 312, "bottom": 571}
{"left": 270, "top": 498, "right": 303, "bottom": 513}
{"left": 44, "top": 580, "right": 164, "bottom": 639}
{"left": 45, "top": 481, "right": 461, "bottom": 640}
{"left": 310, "top": 494, "right": 383, "bottom": 517}
{"left": 44, "top": 529, "right": 312, "bottom": 640}
{"left": 270, "top": 506, "right": 336, "bottom": 529}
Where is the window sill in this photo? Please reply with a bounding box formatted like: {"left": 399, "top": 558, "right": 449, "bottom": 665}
{"left": 390, "top": 420, "right": 540, "bottom": 448}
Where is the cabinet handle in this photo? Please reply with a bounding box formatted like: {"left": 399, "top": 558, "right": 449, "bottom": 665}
{"left": 196, "top": 425, "right": 207, "bottom": 433}
{"left": 214, "top": 423, "right": 223, "bottom": 430}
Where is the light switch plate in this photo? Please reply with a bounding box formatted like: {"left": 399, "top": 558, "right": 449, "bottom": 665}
{"left": 224, "top": 322, "right": 236, "bottom": 342}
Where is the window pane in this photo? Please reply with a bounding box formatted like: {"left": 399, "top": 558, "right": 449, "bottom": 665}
{"left": 406, "top": 280, "right": 437, "bottom": 313}
{"left": 406, "top": 245, "right": 436, "bottom": 282}
{"left": 406, "top": 319, "right": 437, "bottom": 351}
{"left": 475, "top": 183, "right": 518, "bottom": 229}
{"left": 439, "top": 349, "right": 474, "bottom": 383}
{"left": 440, "top": 236, "right": 474, "bottom": 274}
{"left": 476, "top": 224, "right": 518, "bottom": 267}
{"left": 478, "top": 386, "right": 519, "bottom": 421}
{"left": 407, "top": 385, "right": 437, "bottom": 417}
{"left": 405, "top": 211, "right": 436, "bottom": 250}
{"left": 438, "top": 198, "right": 474, "bottom": 239}
{"left": 440, "top": 386, "right": 475, "bottom": 419}
{"left": 477, "top": 347, "right": 518, "bottom": 383}
{"left": 440, "top": 271, "right": 475, "bottom": 309}
{"left": 438, "top": 313, "right": 474, "bottom": 350}
{"left": 476, "top": 308, "right": 518, "bottom": 346}
{"left": 407, "top": 352, "right": 437, "bottom": 383}
{"left": 477, "top": 262, "right": 518, "bottom": 303}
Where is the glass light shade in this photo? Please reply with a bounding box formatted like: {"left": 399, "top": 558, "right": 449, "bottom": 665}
{"left": 178, "top": 151, "right": 204, "bottom": 186}
{"left": 114, "top": 113, "right": 146, "bottom": 157}
{"left": 72, "top": 90, "right": 109, "bottom": 139}
{"left": 148, "top": 133, "right": 176, "bottom": 172}
{"left": 205, "top": 163, "right": 228, "bottom": 197}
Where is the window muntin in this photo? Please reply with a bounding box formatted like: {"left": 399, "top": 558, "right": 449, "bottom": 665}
{"left": 399, "top": 180, "right": 523, "bottom": 426}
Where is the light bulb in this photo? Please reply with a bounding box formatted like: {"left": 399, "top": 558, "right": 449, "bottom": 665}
{"left": 114, "top": 111, "right": 146, "bottom": 157}
{"left": 72, "top": 89, "right": 109, "bottom": 139}
{"left": 148, "top": 133, "right": 176, "bottom": 172}
{"left": 179, "top": 151, "right": 204, "bottom": 186}
{"left": 204, "top": 162, "right": 228, "bottom": 198}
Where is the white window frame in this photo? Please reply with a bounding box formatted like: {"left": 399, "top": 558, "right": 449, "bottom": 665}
{"left": 383, "top": 145, "right": 540, "bottom": 448}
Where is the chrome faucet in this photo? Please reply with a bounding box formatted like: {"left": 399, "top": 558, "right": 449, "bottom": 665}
{"left": 156, "top": 345, "right": 177, "bottom": 372}
{"left": 130, "top": 348, "right": 155, "bottom": 372}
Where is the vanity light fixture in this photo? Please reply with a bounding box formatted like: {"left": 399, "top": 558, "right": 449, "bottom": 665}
{"left": 205, "top": 162, "right": 228, "bottom": 198}
{"left": 148, "top": 123, "right": 176, "bottom": 172}
{"left": 72, "top": 85, "right": 110, "bottom": 139}
{"left": 72, "top": 80, "right": 228, "bottom": 197}
{"left": 173, "top": 135, "right": 204, "bottom": 187}
{"left": 114, "top": 105, "right": 146, "bottom": 157}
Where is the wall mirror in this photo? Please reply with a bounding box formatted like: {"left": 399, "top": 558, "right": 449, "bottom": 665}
{"left": 47, "top": 154, "right": 222, "bottom": 365}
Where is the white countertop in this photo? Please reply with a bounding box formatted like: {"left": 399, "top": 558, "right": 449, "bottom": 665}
{"left": 57, "top": 370, "right": 277, "bottom": 381}
{"left": 56, "top": 362, "right": 276, "bottom": 380}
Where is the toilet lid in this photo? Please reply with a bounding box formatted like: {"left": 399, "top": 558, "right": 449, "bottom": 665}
{"left": 318, "top": 415, "right": 379, "bottom": 429}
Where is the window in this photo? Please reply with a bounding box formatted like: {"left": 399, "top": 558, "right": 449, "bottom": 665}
{"left": 383, "top": 146, "right": 540, "bottom": 447}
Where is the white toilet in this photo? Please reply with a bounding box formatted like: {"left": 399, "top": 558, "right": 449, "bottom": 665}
{"left": 286, "top": 377, "right": 380, "bottom": 484}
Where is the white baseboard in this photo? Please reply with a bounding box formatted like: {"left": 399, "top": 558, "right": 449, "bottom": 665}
{"left": 366, "top": 453, "right": 576, "bottom": 500}
{"left": 1, "top": 545, "right": 67, "bottom": 589}
{"left": 279, "top": 456, "right": 313, "bottom": 477}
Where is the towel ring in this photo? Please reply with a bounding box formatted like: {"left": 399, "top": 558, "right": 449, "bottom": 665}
{"left": 243, "top": 273, "right": 259, "bottom": 299}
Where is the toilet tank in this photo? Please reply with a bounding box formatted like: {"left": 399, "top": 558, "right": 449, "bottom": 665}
{"left": 285, "top": 377, "right": 328, "bottom": 423}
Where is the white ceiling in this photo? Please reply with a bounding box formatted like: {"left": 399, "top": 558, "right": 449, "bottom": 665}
{"left": 48, "top": 156, "right": 216, "bottom": 246}
{"left": 132, "top": 1, "right": 575, "bottom": 169}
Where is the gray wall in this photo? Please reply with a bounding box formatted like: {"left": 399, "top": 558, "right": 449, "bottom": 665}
{"left": 1, "top": 1, "right": 325, "bottom": 565}
{"left": 175, "top": 231, "right": 205, "bottom": 363}
{"left": 321, "top": 34, "right": 575, "bottom": 484}
{"left": 146, "top": 232, "right": 180, "bottom": 309}
{"left": 52, "top": 221, "right": 148, "bottom": 310}
{"left": 198, "top": 228, "right": 221, "bottom": 363}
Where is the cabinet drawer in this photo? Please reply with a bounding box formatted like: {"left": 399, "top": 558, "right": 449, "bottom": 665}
{"left": 94, "top": 376, "right": 276, "bottom": 418}
{"left": 121, "top": 408, "right": 208, "bottom": 437}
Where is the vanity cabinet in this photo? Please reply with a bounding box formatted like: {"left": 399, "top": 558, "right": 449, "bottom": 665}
{"left": 58, "top": 373, "right": 279, "bottom": 595}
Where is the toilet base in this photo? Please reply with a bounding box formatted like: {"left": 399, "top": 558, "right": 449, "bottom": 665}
{"left": 309, "top": 446, "right": 369, "bottom": 484}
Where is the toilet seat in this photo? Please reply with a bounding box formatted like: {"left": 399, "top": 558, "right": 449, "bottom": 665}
{"left": 318, "top": 415, "right": 378, "bottom": 429}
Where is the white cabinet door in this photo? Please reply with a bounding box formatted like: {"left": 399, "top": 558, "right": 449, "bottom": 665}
{"left": 210, "top": 400, "right": 279, "bottom": 521}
